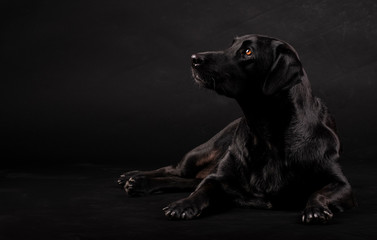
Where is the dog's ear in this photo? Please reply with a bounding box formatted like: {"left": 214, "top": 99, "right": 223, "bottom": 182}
{"left": 262, "top": 43, "right": 303, "bottom": 95}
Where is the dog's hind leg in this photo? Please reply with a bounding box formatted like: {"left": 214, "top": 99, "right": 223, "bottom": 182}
{"left": 125, "top": 176, "right": 202, "bottom": 197}
{"left": 117, "top": 165, "right": 179, "bottom": 187}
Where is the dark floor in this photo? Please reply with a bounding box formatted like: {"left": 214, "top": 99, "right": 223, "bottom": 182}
{"left": 1, "top": 161, "right": 376, "bottom": 240}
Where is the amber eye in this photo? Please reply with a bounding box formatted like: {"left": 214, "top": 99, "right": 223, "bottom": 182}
{"left": 245, "top": 48, "right": 252, "bottom": 56}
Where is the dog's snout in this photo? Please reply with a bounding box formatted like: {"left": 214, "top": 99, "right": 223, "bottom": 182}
{"left": 191, "top": 54, "right": 204, "bottom": 68}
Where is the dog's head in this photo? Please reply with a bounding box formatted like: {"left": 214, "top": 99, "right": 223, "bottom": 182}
{"left": 191, "top": 34, "right": 304, "bottom": 98}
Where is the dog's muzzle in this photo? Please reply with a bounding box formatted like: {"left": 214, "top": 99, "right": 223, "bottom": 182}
{"left": 191, "top": 54, "right": 204, "bottom": 68}
{"left": 191, "top": 54, "right": 206, "bottom": 86}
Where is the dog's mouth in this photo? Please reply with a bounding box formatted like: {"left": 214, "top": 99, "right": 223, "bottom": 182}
{"left": 192, "top": 68, "right": 234, "bottom": 96}
{"left": 191, "top": 68, "right": 216, "bottom": 89}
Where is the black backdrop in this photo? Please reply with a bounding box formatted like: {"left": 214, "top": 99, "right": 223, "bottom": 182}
{"left": 2, "top": 1, "right": 377, "bottom": 239}
{"left": 2, "top": 0, "right": 377, "bottom": 166}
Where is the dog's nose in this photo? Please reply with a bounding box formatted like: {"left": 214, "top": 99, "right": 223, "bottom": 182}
{"left": 191, "top": 54, "right": 204, "bottom": 68}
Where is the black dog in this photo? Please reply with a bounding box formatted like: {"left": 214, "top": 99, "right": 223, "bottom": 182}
{"left": 118, "top": 34, "right": 356, "bottom": 223}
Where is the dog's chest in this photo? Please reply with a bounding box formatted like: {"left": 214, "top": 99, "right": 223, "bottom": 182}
{"left": 245, "top": 140, "right": 292, "bottom": 195}
{"left": 248, "top": 157, "right": 288, "bottom": 195}
{"left": 233, "top": 123, "right": 292, "bottom": 195}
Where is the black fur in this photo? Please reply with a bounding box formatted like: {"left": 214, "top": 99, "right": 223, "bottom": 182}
{"left": 118, "top": 34, "right": 356, "bottom": 223}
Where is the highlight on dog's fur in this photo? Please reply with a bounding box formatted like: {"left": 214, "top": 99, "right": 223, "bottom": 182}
{"left": 118, "top": 34, "right": 357, "bottom": 224}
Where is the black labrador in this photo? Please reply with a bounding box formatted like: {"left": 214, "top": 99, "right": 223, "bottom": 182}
{"left": 118, "top": 34, "right": 356, "bottom": 223}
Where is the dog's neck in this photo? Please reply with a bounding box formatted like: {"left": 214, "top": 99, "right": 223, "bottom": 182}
{"left": 236, "top": 94, "right": 291, "bottom": 137}
{"left": 236, "top": 82, "right": 313, "bottom": 141}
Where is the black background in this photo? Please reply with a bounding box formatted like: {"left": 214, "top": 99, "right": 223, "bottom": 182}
{"left": 1, "top": 0, "right": 377, "bottom": 239}
{"left": 2, "top": 0, "right": 377, "bottom": 166}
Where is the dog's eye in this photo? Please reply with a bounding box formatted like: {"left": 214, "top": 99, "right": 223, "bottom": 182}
{"left": 245, "top": 48, "right": 252, "bottom": 56}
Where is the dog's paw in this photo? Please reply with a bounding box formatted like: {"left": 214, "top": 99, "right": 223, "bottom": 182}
{"left": 124, "top": 175, "right": 149, "bottom": 197}
{"left": 163, "top": 198, "right": 202, "bottom": 220}
{"left": 117, "top": 170, "right": 140, "bottom": 187}
{"left": 301, "top": 206, "right": 333, "bottom": 224}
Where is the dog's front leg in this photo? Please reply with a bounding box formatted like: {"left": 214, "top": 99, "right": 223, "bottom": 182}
{"left": 163, "top": 176, "right": 224, "bottom": 220}
{"left": 301, "top": 172, "right": 356, "bottom": 224}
